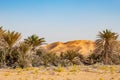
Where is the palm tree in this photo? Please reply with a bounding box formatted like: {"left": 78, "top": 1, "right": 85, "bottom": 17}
{"left": 23, "top": 34, "right": 45, "bottom": 67}
{"left": 17, "top": 42, "right": 31, "bottom": 68}
{"left": 94, "top": 29, "right": 119, "bottom": 64}
{"left": 3, "top": 30, "right": 21, "bottom": 48}
{"left": 24, "top": 34, "right": 45, "bottom": 49}
{"left": 2, "top": 30, "right": 21, "bottom": 66}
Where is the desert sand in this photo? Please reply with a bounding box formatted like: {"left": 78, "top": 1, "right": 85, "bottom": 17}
{"left": 0, "top": 65, "right": 120, "bottom": 80}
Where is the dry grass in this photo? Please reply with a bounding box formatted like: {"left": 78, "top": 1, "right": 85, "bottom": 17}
{"left": 0, "top": 65, "right": 120, "bottom": 80}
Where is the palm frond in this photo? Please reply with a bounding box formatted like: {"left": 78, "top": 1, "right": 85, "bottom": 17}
{"left": 3, "top": 30, "right": 21, "bottom": 48}
{"left": 24, "top": 34, "right": 45, "bottom": 47}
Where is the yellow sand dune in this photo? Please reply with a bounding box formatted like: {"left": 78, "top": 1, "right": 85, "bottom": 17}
{"left": 44, "top": 40, "right": 95, "bottom": 56}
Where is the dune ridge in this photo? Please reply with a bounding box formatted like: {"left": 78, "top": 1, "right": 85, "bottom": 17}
{"left": 44, "top": 40, "right": 95, "bottom": 56}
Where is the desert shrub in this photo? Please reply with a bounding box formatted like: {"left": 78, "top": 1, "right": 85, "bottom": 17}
{"left": 31, "top": 47, "right": 60, "bottom": 67}
{"left": 31, "top": 48, "right": 48, "bottom": 67}
{"left": 35, "top": 47, "right": 47, "bottom": 56}
{"left": 0, "top": 47, "right": 12, "bottom": 67}
{"left": 0, "top": 47, "right": 18, "bottom": 68}
{"left": 87, "top": 53, "right": 102, "bottom": 65}
{"left": 60, "top": 50, "right": 84, "bottom": 66}
{"left": 12, "top": 43, "right": 32, "bottom": 68}
{"left": 31, "top": 55, "right": 41, "bottom": 67}
{"left": 109, "top": 53, "right": 120, "bottom": 65}
{"left": 59, "top": 59, "right": 72, "bottom": 67}
{"left": 40, "top": 52, "right": 60, "bottom": 66}
{"left": 87, "top": 52, "right": 120, "bottom": 65}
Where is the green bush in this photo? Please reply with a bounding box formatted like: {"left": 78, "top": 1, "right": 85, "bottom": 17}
{"left": 40, "top": 52, "right": 60, "bottom": 66}
{"left": 87, "top": 53, "right": 102, "bottom": 65}
{"left": 60, "top": 50, "right": 84, "bottom": 66}
{"left": 87, "top": 52, "right": 120, "bottom": 65}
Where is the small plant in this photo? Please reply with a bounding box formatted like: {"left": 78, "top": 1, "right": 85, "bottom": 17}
{"left": 4, "top": 72, "right": 10, "bottom": 76}
{"left": 109, "top": 66, "right": 115, "bottom": 74}
{"left": 24, "top": 67, "right": 31, "bottom": 71}
{"left": 33, "top": 69, "right": 39, "bottom": 74}
{"left": 69, "top": 64, "right": 78, "bottom": 72}
{"left": 99, "top": 66, "right": 109, "bottom": 72}
{"left": 17, "top": 70, "right": 23, "bottom": 75}
{"left": 15, "top": 67, "right": 22, "bottom": 70}
{"left": 54, "top": 64, "right": 64, "bottom": 72}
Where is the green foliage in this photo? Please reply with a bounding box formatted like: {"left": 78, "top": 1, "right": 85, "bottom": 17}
{"left": 87, "top": 53, "right": 102, "bottom": 64}
{"left": 69, "top": 64, "right": 79, "bottom": 72}
{"left": 3, "top": 30, "right": 21, "bottom": 48}
{"left": 41, "top": 52, "right": 60, "bottom": 66}
{"left": 97, "top": 29, "right": 118, "bottom": 40}
{"left": 60, "top": 50, "right": 84, "bottom": 66}
{"left": 1, "top": 27, "right": 120, "bottom": 69}
{"left": 91, "top": 29, "right": 120, "bottom": 65}
{"left": 0, "top": 30, "right": 21, "bottom": 67}
{"left": 31, "top": 48, "right": 47, "bottom": 67}
{"left": 54, "top": 64, "right": 64, "bottom": 72}
{"left": 24, "top": 34, "right": 45, "bottom": 48}
{"left": 17, "top": 43, "right": 31, "bottom": 68}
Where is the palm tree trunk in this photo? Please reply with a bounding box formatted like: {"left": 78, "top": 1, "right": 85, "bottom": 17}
{"left": 103, "top": 41, "right": 112, "bottom": 64}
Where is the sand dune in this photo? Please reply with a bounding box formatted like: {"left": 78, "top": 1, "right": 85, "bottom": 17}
{"left": 44, "top": 40, "right": 95, "bottom": 56}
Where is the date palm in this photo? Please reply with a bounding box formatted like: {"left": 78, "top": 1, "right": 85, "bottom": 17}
{"left": 23, "top": 34, "right": 45, "bottom": 67}
{"left": 3, "top": 30, "right": 21, "bottom": 48}
{"left": 17, "top": 42, "right": 31, "bottom": 68}
{"left": 95, "top": 29, "right": 119, "bottom": 64}
{"left": 24, "top": 34, "right": 45, "bottom": 49}
{"left": 2, "top": 30, "right": 21, "bottom": 66}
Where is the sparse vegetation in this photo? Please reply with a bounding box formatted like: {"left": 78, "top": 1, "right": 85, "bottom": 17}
{"left": 0, "top": 27, "right": 120, "bottom": 80}
{"left": 60, "top": 50, "right": 84, "bottom": 66}
{"left": 54, "top": 64, "right": 64, "bottom": 72}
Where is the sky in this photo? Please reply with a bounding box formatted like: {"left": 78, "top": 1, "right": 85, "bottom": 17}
{"left": 0, "top": 0, "right": 120, "bottom": 43}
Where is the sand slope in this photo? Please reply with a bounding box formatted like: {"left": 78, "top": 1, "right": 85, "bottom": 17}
{"left": 44, "top": 40, "right": 95, "bottom": 56}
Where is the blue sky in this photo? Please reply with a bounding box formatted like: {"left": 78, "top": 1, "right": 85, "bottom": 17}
{"left": 0, "top": 0, "right": 120, "bottom": 43}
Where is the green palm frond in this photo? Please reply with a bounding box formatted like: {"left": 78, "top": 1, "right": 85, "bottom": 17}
{"left": 24, "top": 34, "right": 45, "bottom": 47}
{"left": 3, "top": 30, "right": 21, "bottom": 48}
{"left": 97, "top": 29, "right": 118, "bottom": 41}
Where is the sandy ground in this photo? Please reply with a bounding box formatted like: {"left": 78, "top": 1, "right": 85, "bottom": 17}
{"left": 0, "top": 65, "right": 120, "bottom": 80}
